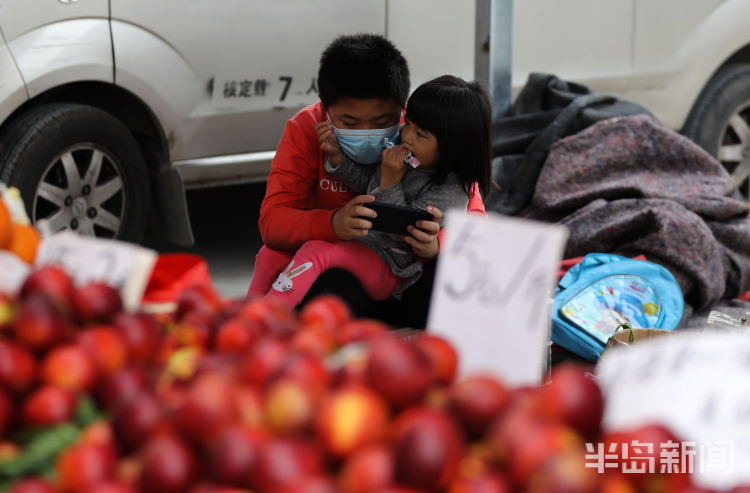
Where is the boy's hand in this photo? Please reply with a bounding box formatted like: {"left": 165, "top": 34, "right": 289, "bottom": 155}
{"left": 316, "top": 121, "right": 343, "bottom": 167}
{"left": 332, "top": 194, "right": 376, "bottom": 240}
{"left": 405, "top": 206, "right": 442, "bottom": 259}
{"left": 380, "top": 145, "right": 408, "bottom": 189}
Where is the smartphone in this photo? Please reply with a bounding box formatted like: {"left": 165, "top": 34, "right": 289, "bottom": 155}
{"left": 361, "top": 201, "right": 433, "bottom": 235}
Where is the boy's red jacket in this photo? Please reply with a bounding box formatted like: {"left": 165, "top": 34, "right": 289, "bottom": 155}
{"left": 259, "top": 102, "right": 354, "bottom": 252}
{"left": 259, "top": 102, "right": 487, "bottom": 253}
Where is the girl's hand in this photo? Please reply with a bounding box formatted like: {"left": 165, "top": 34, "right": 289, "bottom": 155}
{"left": 405, "top": 206, "right": 442, "bottom": 259}
{"left": 316, "top": 121, "right": 343, "bottom": 167}
{"left": 380, "top": 145, "right": 409, "bottom": 189}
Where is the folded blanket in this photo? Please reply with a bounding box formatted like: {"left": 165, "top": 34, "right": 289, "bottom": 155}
{"left": 526, "top": 114, "right": 750, "bottom": 309}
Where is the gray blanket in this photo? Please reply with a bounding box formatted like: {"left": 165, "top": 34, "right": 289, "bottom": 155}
{"left": 525, "top": 115, "right": 750, "bottom": 310}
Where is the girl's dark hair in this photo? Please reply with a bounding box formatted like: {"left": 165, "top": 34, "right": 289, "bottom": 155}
{"left": 405, "top": 75, "right": 492, "bottom": 198}
{"left": 318, "top": 33, "right": 410, "bottom": 108}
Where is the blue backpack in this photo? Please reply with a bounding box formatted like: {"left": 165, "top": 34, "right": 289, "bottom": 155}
{"left": 552, "top": 253, "right": 684, "bottom": 361}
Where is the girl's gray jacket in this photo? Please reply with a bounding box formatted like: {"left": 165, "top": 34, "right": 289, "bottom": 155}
{"left": 326, "top": 156, "right": 468, "bottom": 298}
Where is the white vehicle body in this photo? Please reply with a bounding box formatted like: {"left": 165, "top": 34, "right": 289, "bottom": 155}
{"left": 0, "top": 0, "right": 747, "bottom": 246}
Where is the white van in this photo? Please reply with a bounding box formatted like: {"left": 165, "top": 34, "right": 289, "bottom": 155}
{"left": 0, "top": 0, "right": 747, "bottom": 245}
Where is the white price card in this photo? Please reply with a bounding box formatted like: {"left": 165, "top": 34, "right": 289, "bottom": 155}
{"left": 35, "top": 231, "right": 157, "bottom": 311}
{"left": 596, "top": 330, "right": 750, "bottom": 488}
{"left": 427, "top": 211, "right": 569, "bottom": 386}
{"left": 0, "top": 251, "right": 30, "bottom": 295}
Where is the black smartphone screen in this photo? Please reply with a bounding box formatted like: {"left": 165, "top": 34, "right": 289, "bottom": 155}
{"left": 361, "top": 201, "right": 433, "bottom": 234}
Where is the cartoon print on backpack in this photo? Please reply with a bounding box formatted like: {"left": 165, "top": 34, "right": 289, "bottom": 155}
{"left": 271, "top": 260, "right": 313, "bottom": 294}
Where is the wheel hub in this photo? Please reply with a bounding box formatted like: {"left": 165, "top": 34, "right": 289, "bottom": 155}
{"left": 72, "top": 197, "right": 88, "bottom": 219}
{"left": 33, "top": 145, "right": 126, "bottom": 238}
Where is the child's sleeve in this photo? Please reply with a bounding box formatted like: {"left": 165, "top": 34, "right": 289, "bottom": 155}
{"left": 259, "top": 119, "right": 340, "bottom": 251}
{"left": 325, "top": 155, "right": 376, "bottom": 194}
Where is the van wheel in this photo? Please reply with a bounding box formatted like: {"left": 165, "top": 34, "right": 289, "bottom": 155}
{"left": 683, "top": 63, "right": 750, "bottom": 201}
{"left": 0, "top": 103, "right": 149, "bottom": 242}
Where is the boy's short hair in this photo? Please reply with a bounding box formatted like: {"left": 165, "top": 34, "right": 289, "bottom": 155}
{"left": 318, "top": 33, "right": 410, "bottom": 108}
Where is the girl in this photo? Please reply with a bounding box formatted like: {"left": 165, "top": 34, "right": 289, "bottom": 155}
{"left": 259, "top": 75, "right": 491, "bottom": 309}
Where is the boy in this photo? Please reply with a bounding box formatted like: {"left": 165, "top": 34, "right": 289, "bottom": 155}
{"left": 249, "top": 34, "right": 444, "bottom": 326}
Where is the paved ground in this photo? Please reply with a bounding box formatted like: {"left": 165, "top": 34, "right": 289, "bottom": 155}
{"left": 148, "top": 182, "right": 266, "bottom": 299}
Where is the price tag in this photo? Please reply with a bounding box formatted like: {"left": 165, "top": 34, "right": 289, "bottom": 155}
{"left": 0, "top": 251, "right": 30, "bottom": 295}
{"left": 427, "top": 211, "right": 569, "bottom": 386}
{"left": 596, "top": 330, "right": 750, "bottom": 488}
{"left": 35, "top": 232, "right": 157, "bottom": 311}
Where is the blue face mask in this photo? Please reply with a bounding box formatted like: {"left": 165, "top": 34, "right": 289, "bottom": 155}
{"left": 330, "top": 121, "right": 400, "bottom": 165}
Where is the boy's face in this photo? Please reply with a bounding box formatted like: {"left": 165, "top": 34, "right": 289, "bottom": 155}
{"left": 326, "top": 98, "right": 402, "bottom": 130}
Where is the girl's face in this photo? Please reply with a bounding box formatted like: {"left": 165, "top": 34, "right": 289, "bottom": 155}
{"left": 400, "top": 119, "right": 438, "bottom": 168}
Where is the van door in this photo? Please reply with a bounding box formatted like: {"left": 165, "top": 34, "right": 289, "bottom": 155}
{"left": 111, "top": 1, "right": 386, "bottom": 167}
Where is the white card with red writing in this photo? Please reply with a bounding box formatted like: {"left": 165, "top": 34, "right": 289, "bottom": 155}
{"left": 427, "top": 210, "right": 569, "bottom": 386}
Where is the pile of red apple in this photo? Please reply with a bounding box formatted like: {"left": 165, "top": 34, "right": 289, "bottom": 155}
{"left": 0, "top": 264, "right": 735, "bottom": 493}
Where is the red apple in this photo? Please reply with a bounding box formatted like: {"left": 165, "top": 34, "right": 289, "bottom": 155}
{"left": 56, "top": 442, "right": 117, "bottom": 493}
{"left": 263, "top": 378, "right": 317, "bottom": 436}
{"left": 72, "top": 282, "right": 123, "bottom": 324}
{"left": 78, "top": 420, "right": 117, "bottom": 450}
{"left": 390, "top": 407, "right": 465, "bottom": 491}
{"left": 21, "top": 385, "right": 76, "bottom": 427}
{"left": 41, "top": 344, "right": 98, "bottom": 392}
{"left": 112, "top": 393, "right": 162, "bottom": 451}
{"left": 215, "top": 318, "right": 257, "bottom": 354}
{"left": 111, "top": 312, "right": 160, "bottom": 363}
{"left": 0, "top": 340, "right": 37, "bottom": 394}
{"left": 76, "top": 327, "right": 129, "bottom": 376}
{"left": 601, "top": 423, "right": 691, "bottom": 491}
{"left": 335, "top": 319, "right": 389, "bottom": 346}
{"left": 7, "top": 478, "right": 58, "bottom": 493}
{"left": 87, "top": 481, "right": 138, "bottom": 493}
{"left": 207, "top": 424, "right": 265, "bottom": 487}
{"left": 489, "top": 409, "right": 583, "bottom": 487}
{"left": 448, "top": 375, "right": 511, "bottom": 438}
{"left": 366, "top": 336, "right": 432, "bottom": 408}
{"left": 535, "top": 363, "right": 604, "bottom": 440}
{"left": 290, "top": 324, "right": 337, "bottom": 359}
{"left": 13, "top": 293, "right": 71, "bottom": 349}
{"left": 236, "top": 297, "right": 299, "bottom": 338}
{"left": 240, "top": 336, "right": 289, "bottom": 386}
{"left": 526, "top": 448, "right": 599, "bottom": 493}
{"left": 171, "top": 311, "right": 214, "bottom": 348}
{"left": 176, "top": 283, "right": 223, "bottom": 320}
{"left": 299, "top": 294, "right": 351, "bottom": 331}
{"left": 0, "top": 388, "right": 12, "bottom": 437}
{"left": 97, "top": 367, "right": 152, "bottom": 413}
{"left": 234, "top": 384, "right": 264, "bottom": 427}
{"left": 138, "top": 432, "right": 198, "bottom": 493}
{"left": 176, "top": 372, "right": 238, "bottom": 445}
{"left": 275, "top": 476, "right": 340, "bottom": 493}
{"left": 20, "top": 264, "right": 74, "bottom": 313}
{"left": 448, "top": 472, "right": 511, "bottom": 493}
{"left": 272, "top": 352, "right": 331, "bottom": 398}
{"left": 250, "top": 438, "right": 323, "bottom": 491}
{"left": 315, "top": 385, "right": 389, "bottom": 458}
{"left": 338, "top": 445, "right": 394, "bottom": 493}
{"left": 414, "top": 334, "right": 458, "bottom": 386}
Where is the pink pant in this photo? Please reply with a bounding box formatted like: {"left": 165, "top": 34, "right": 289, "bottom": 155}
{"left": 248, "top": 241, "right": 401, "bottom": 309}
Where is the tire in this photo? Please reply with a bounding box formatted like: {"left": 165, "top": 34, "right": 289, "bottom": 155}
{"left": 683, "top": 63, "right": 750, "bottom": 201}
{"left": 0, "top": 103, "right": 149, "bottom": 242}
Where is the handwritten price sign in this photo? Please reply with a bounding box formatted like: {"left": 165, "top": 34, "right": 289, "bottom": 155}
{"left": 35, "top": 232, "right": 157, "bottom": 311}
{"left": 597, "top": 331, "right": 750, "bottom": 489}
{"left": 427, "top": 211, "right": 569, "bottom": 386}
